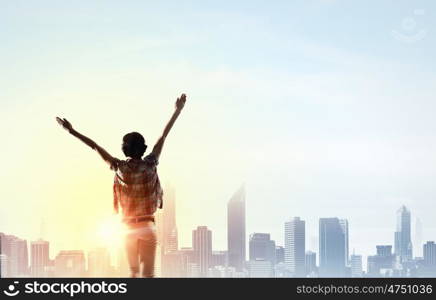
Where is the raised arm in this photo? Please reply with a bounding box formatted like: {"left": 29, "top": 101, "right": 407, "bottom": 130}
{"left": 56, "top": 117, "right": 118, "bottom": 168}
{"left": 152, "top": 94, "right": 187, "bottom": 159}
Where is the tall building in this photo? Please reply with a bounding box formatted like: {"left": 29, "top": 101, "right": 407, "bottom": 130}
{"left": 0, "top": 233, "right": 14, "bottom": 277}
{"left": 319, "top": 218, "right": 346, "bottom": 277}
{"left": 10, "top": 238, "right": 29, "bottom": 277}
{"left": 249, "top": 233, "right": 276, "bottom": 264}
{"left": 227, "top": 186, "right": 246, "bottom": 271}
{"left": 339, "top": 219, "right": 349, "bottom": 266}
{"left": 162, "top": 186, "right": 178, "bottom": 254}
{"left": 394, "top": 206, "right": 413, "bottom": 262}
{"left": 350, "top": 254, "right": 363, "bottom": 277}
{"left": 305, "top": 251, "right": 317, "bottom": 276}
{"left": 0, "top": 255, "right": 8, "bottom": 278}
{"left": 54, "top": 250, "right": 85, "bottom": 277}
{"left": 156, "top": 185, "right": 179, "bottom": 277}
{"left": 423, "top": 241, "right": 436, "bottom": 267}
{"left": 0, "top": 234, "right": 29, "bottom": 277}
{"left": 31, "top": 239, "right": 49, "bottom": 277}
{"left": 193, "top": 226, "right": 212, "bottom": 277}
{"left": 88, "top": 248, "right": 111, "bottom": 277}
{"left": 284, "top": 217, "right": 306, "bottom": 276}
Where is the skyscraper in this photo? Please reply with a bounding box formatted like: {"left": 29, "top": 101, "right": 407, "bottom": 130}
{"left": 339, "top": 219, "right": 349, "bottom": 266}
{"left": 162, "top": 185, "right": 178, "bottom": 254}
{"left": 284, "top": 217, "right": 306, "bottom": 276}
{"left": 249, "top": 233, "right": 276, "bottom": 264}
{"left": 10, "top": 238, "right": 29, "bottom": 277}
{"left": 0, "top": 255, "right": 8, "bottom": 278}
{"left": 1, "top": 234, "right": 29, "bottom": 277}
{"left": 0, "top": 233, "right": 14, "bottom": 277}
{"left": 227, "top": 186, "right": 246, "bottom": 271}
{"left": 394, "top": 206, "right": 413, "bottom": 262}
{"left": 31, "top": 239, "right": 49, "bottom": 277}
{"left": 319, "top": 218, "right": 346, "bottom": 277}
{"left": 156, "top": 185, "right": 179, "bottom": 277}
{"left": 423, "top": 241, "right": 436, "bottom": 267}
{"left": 420, "top": 241, "right": 436, "bottom": 276}
{"left": 193, "top": 226, "right": 212, "bottom": 277}
{"left": 350, "top": 254, "right": 363, "bottom": 277}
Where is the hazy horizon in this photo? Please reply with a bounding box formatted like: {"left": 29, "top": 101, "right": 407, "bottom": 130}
{"left": 1, "top": 0, "right": 436, "bottom": 266}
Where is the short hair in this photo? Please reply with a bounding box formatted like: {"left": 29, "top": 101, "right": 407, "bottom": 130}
{"left": 122, "top": 132, "right": 147, "bottom": 158}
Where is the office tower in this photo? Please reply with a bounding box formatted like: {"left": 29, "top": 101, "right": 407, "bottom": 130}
{"left": 394, "top": 206, "right": 413, "bottom": 262}
{"left": 0, "top": 255, "right": 8, "bottom": 278}
{"left": 0, "top": 233, "right": 14, "bottom": 277}
{"left": 305, "top": 251, "right": 317, "bottom": 276}
{"left": 54, "top": 250, "right": 85, "bottom": 277}
{"left": 88, "top": 248, "right": 111, "bottom": 277}
{"left": 350, "top": 254, "right": 363, "bottom": 277}
{"left": 227, "top": 186, "right": 246, "bottom": 271}
{"left": 31, "top": 239, "right": 49, "bottom": 277}
{"left": 319, "top": 218, "right": 346, "bottom": 277}
{"left": 247, "top": 259, "right": 274, "bottom": 277}
{"left": 10, "top": 238, "right": 29, "bottom": 277}
{"left": 156, "top": 185, "right": 179, "bottom": 277}
{"left": 162, "top": 186, "right": 178, "bottom": 254}
{"left": 249, "top": 233, "right": 276, "bottom": 264}
{"left": 193, "top": 226, "right": 212, "bottom": 277}
{"left": 367, "top": 245, "right": 395, "bottom": 277}
{"left": 0, "top": 254, "right": 9, "bottom": 278}
{"left": 285, "top": 217, "right": 306, "bottom": 276}
{"left": 275, "top": 246, "right": 285, "bottom": 264}
{"left": 211, "top": 251, "right": 227, "bottom": 267}
{"left": 423, "top": 241, "right": 436, "bottom": 267}
{"left": 339, "top": 219, "right": 349, "bottom": 266}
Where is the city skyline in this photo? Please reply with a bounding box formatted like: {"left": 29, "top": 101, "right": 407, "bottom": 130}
{"left": 2, "top": 1, "right": 436, "bottom": 268}
{"left": 2, "top": 194, "right": 436, "bottom": 278}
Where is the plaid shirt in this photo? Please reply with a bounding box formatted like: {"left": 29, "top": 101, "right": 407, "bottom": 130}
{"left": 111, "top": 154, "right": 163, "bottom": 219}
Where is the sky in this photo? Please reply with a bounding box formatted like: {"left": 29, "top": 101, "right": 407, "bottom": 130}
{"left": 1, "top": 0, "right": 436, "bottom": 264}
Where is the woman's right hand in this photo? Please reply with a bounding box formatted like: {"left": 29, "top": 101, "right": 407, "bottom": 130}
{"left": 56, "top": 117, "right": 73, "bottom": 132}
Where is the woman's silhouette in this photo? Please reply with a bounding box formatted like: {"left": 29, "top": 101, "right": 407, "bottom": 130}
{"left": 56, "top": 94, "right": 187, "bottom": 277}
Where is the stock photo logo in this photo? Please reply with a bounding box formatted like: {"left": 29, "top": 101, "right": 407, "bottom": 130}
{"left": 3, "top": 281, "right": 20, "bottom": 297}
{"left": 392, "top": 9, "right": 427, "bottom": 43}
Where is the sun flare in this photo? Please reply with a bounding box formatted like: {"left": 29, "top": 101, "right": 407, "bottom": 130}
{"left": 96, "top": 215, "right": 126, "bottom": 248}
